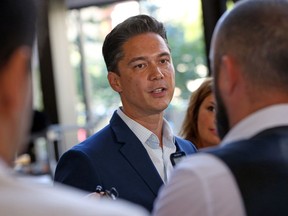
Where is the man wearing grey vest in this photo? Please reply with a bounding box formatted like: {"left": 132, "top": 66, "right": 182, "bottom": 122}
{"left": 153, "top": 0, "right": 288, "bottom": 216}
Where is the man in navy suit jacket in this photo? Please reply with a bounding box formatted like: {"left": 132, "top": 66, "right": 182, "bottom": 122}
{"left": 152, "top": 1, "right": 288, "bottom": 216}
{"left": 54, "top": 14, "right": 197, "bottom": 212}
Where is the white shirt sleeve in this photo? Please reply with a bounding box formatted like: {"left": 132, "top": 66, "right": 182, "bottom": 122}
{"left": 152, "top": 153, "right": 246, "bottom": 216}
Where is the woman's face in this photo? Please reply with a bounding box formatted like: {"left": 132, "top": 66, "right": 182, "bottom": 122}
{"left": 197, "top": 93, "right": 220, "bottom": 148}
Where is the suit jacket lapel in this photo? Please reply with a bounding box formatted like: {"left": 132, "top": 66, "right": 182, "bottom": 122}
{"left": 110, "top": 112, "right": 163, "bottom": 196}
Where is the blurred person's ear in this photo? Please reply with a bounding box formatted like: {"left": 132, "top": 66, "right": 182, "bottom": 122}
{"left": 0, "top": 47, "right": 31, "bottom": 116}
{"left": 219, "top": 55, "right": 240, "bottom": 97}
{"left": 0, "top": 46, "right": 32, "bottom": 165}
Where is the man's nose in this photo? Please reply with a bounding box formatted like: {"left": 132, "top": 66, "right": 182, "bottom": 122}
{"left": 149, "top": 65, "right": 164, "bottom": 80}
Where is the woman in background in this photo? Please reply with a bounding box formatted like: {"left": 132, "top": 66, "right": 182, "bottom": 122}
{"left": 180, "top": 77, "right": 220, "bottom": 149}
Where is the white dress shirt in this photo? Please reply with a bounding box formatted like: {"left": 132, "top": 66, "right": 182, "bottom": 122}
{"left": 152, "top": 154, "right": 245, "bottom": 216}
{"left": 153, "top": 104, "right": 288, "bottom": 216}
{"left": 117, "top": 108, "right": 176, "bottom": 182}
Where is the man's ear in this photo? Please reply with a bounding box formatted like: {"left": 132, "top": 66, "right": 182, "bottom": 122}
{"left": 220, "top": 55, "right": 239, "bottom": 96}
{"left": 107, "top": 72, "right": 122, "bottom": 93}
{"left": 0, "top": 47, "right": 31, "bottom": 115}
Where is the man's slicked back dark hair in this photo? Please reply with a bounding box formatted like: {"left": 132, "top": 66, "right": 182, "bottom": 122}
{"left": 0, "top": 0, "right": 36, "bottom": 69}
{"left": 102, "top": 14, "right": 169, "bottom": 74}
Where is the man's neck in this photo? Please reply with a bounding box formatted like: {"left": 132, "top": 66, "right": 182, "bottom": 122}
{"left": 120, "top": 107, "right": 164, "bottom": 142}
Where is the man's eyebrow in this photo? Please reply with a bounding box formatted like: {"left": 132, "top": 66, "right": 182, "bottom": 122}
{"left": 158, "top": 52, "right": 171, "bottom": 58}
{"left": 127, "top": 52, "right": 171, "bottom": 66}
{"left": 127, "top": 56, "right": 147, "bottom": 66}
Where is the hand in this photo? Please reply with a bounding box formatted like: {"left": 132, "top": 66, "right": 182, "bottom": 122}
{"left": 83, "top": 192, "right": 104, "bottom": 200}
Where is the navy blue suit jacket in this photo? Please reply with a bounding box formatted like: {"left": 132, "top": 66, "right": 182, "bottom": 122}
{"left": 205, "top": 126, "right": 288, "bottom": 216}
{"left": 54, "top": 111, "right": 197, "bottom": 212}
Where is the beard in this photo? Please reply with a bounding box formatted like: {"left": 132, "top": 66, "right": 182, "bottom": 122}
{"left": 214, "top": 82, "right": 230, "bottom": 140}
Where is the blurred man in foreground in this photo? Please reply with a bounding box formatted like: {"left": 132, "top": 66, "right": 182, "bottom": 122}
{"left": 153, "top": 0, "right": 288, "bottom": 215}
{"left": 0, "top": 1, "right": 148, "bottom": 215}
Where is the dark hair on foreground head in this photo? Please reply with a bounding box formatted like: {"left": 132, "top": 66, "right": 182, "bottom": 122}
{"left": 0, "top": 0, "right": 36, "bottom": 69}
{"left": 180, "top": 77, "right": 213, "bottom": 148}
{"left": 102, "top": 14, "right": 169, "bottom": 74}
